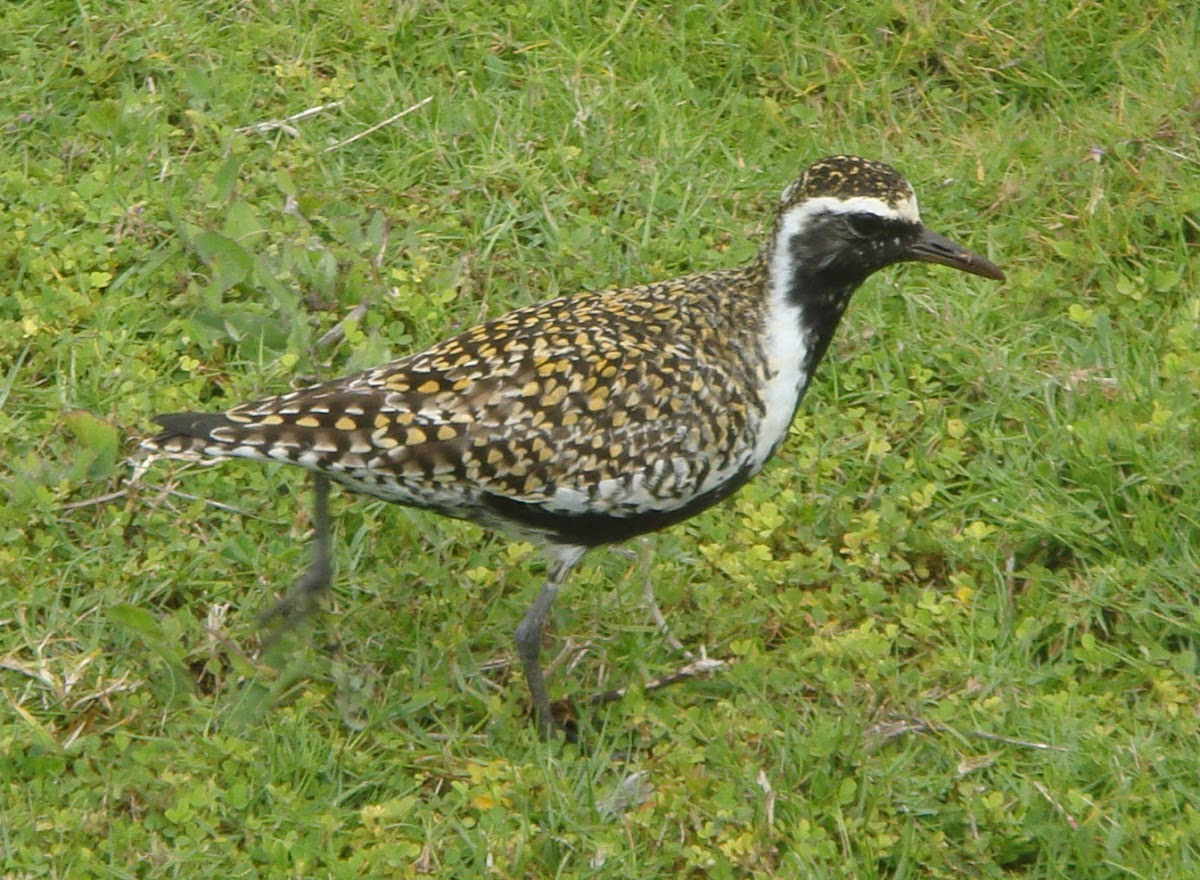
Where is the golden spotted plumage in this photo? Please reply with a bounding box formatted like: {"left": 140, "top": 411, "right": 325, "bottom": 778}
{"left": 153, "top": 263, "right": 773, "bottom": 533}
{"left": 142, "top": 156, "right": 1005, "bottom": 738}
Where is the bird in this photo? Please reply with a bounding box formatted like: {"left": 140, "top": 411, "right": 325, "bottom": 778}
{"left": 141, "top": 156, "right": 1005, "bottom": 740}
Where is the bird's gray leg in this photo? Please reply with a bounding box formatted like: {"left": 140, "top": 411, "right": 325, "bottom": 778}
{"left": 614, "top": 540, "right": 691, "bottom": 658}
{"left": 260, "top": 473, "right": 333, "bottom": 630}
{"left": 635, "top": 537, "right": 693, "bottom": 659}
{"left": 515, "top": 546, "right": 585, "bottom": 739}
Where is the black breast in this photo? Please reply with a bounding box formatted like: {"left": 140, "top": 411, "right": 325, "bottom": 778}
{"left": 482, "top": 462, "right": 756, "bottom": 547}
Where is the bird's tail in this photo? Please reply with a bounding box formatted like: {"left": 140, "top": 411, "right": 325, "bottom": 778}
{"left": 141, "top": 412, "right": 259, "bottom": 463}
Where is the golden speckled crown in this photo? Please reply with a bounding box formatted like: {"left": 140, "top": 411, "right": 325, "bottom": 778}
{"left": 780, "top": 155, "right": 916, "bottom": 212}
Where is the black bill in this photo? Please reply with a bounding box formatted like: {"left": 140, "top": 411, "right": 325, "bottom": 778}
{"left": 909, "top": 227, "right": 1005, "bottom": 281}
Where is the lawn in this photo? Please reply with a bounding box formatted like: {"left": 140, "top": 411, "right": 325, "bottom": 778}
{"left": 2, "top": 1, "right": 1199, "bottom": 877}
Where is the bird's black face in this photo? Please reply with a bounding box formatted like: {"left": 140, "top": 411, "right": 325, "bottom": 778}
{"left": 798, "top": 210, "right": 925, "bottom": 281}
{"left": 787, "top": 208, "right": 1005, "bottom": 296}
{"left": 774, "top": 156, "right": 1005, "bottom": 301}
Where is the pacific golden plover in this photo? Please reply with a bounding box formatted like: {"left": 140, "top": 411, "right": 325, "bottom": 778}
{"left": 142, "top": 156, "right": 1005, "bottom": 739}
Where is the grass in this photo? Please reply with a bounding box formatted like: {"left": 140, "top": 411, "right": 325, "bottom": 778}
{"left": 2, "top": 0, "right": 1199, "bottom": 876}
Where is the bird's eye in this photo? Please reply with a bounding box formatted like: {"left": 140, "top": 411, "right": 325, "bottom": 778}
{"left": 845, "top": 214, "right": 888, "bottom": 238}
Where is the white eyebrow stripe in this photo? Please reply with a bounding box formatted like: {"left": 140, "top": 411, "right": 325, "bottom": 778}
{"left": 772, "top": 195, "right": 921, "bottom": 254}
{"left": 786, "top": 194, "right": 921, "bottom": 224}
